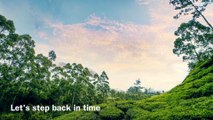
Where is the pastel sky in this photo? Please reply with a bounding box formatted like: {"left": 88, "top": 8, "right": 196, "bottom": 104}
{"left": 1, "top": 0, "right": 212, "bottom": 91}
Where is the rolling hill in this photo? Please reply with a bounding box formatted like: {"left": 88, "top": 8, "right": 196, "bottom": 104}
{"left": 54, "top": 56, "right": 213, "bottom": 120}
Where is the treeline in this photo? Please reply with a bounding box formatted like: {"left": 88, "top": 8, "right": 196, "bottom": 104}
{"left": 0, "top": 14, "right": 110, "bottom": 114}
{"left": 109, "top": 88, "right": 161, "bottom": 101}
{"left": 0, "top": 14, "right": 158, "bottom": 119}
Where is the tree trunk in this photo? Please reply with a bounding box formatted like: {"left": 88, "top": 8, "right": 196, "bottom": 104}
{"left": 189, "top": 0, "right": 213, "bottom": 30}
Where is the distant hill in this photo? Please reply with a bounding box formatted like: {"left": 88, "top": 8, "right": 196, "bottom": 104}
{"left": 54, "top": 57, "right": 213, "bottom": 120}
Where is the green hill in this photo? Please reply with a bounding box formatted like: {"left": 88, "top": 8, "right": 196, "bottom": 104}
{"left": 54, "top": 57, "right": 213, "bottom": 120}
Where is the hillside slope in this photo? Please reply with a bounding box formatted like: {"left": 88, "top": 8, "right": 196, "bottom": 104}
{"left": 55, "top": 57, "right": 213, "bottom": 120}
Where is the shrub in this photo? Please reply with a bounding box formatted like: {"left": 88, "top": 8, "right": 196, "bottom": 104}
{"left": 99, "top": 106, "right": 124, "bottom": 120}
{"left": 54, "top": 111, "right": 98, "bottom": 120}
{"left": 116, "top": 101, "right": 134, "bottom": 112}
{"left": 126, "top": 107, "right": 150, "bottom": 119}
{"left": 0, "top": 113, "right": 23, "bottom": 120}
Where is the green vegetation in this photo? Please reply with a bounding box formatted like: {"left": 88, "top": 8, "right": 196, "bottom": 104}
{"left": 0, "top": 0, "right": 212, "bottom": 119}
{"left": 170, "top": 0, "right": 213, "bottom": 69}
{"left": 55, "top": 56, "right": 213, "bottom": 119}
{"left": 0, "top": 14, "right": 156, "bottom": 119}
{"left": 54, "top": 111, "right": 98, "bottom": 120}
{"left": 99, "top": 106, "right": 124, "bottom": 120}
{"left": 173, "top": 20, "right": 213, "bottom": 69}
{"left": 0, "top": 14, "right": 110, "bottom": 119}
{"left": 170, "top": 0, "right": 213, "bottom": 30}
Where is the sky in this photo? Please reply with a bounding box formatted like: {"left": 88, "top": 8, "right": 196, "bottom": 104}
{"left": 0, "top": 0, "right": 212, "bottom": 91}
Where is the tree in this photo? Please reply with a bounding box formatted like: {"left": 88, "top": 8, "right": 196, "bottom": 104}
{"left": 173, "top": 20, "right": 213, "bottom": 69}
{"left": 134, "top": 79, "right": 143, "bottom": 93}
{"left": 0, "top": 15, "right": 15, "bottom": 35}
{"left": 0, "top": 14, "right": 110, "bottom": 118}
{"left": 48, "top": 50, "right": 56, "bottom": 61}
{"left": 94, "top": 71, "right": 110, "bottom": 102}
{"left": 0, "top": 15, "right": 39, "bottom": 111}
{"left": 170, "top": 0, "right": 213, "bottom": 30}
{"left": 127, "top": 79, "right": 143, "bottom": 94}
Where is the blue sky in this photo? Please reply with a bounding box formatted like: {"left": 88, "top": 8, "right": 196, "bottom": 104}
{"left": 2, "top": 0, "right": 205, "bottom": 91}
{"left": 0, "top": 0, "right": 151, "bottom": 46}
{"left": 0, "top": 0, "right": 150, "bottom": 34}
{"left": 29, "top": 0, "right": 150, "bottom": 24}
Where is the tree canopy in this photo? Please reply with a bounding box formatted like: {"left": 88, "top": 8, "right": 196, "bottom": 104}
{"left": 0, "top": 14, "right": 110, "bottom": 116}
{"left": 170, "top": 0, "right": 213, "bottom": 30}
{"left": 170, "top": 0, "right": 213, "bottom": 69}
{"left": 173, "top": 20, "right": 213, "bottom": 69}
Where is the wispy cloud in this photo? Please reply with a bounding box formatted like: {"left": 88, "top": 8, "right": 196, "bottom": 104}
{"left": 34, "top": 0, "right": 213, "bottom": 91}
{"left": 35, "top": 6, "right": 189, "bottom": 91}
{"left": 1, "top": 0, "right": 212, "bottom": 91}
{"left": 135, "top": 0, "right": 150, "bottom": 5}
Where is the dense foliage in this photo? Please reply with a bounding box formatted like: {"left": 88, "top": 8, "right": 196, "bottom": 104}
{"left": 170, "top": 0, "right": 213, "bottom": 69}
{"left": 1, "top": 0, "right": 213, "bottom": 118}
{"left": 170, "top": 0, "right": 213, "bottom": 30}
{"left": 0, "top": 14, "right": 110, "bottom": 119}
{"left": 173, "top": 20, "right": 213, "bottom": 69}
{"left": 55, "top": 56, "right": 213, "bottom": 120}
{"left": 0, "top": 14, "right": 158, "bottom": 119}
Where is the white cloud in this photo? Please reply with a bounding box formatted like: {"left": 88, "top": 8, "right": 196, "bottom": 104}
{"left": 35, "top": 1, "right": 195, "bottom": 91}
{"left": 135, "top": 0, "right": 150, "bottom": 5}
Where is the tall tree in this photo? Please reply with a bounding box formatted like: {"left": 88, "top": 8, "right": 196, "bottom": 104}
{"left": 94, "top": 71, "right": 110, "bottom": 102}
{"left": 170, "top": 0, "right": 213, "bottom": 30}
{"left": 0, "top": 14, "right": 110, "bottom": 115}
{"left": 48, "top": 50, "right": 56, "bottom": 61}
{"left": 173, "top": 20, "right": 213, "bottom": 69}
{"left": 0, "top": 15, "right": 15, "bottom": 35}
{"left": 127, "top": 79, "right": 143, "bottom": 94}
